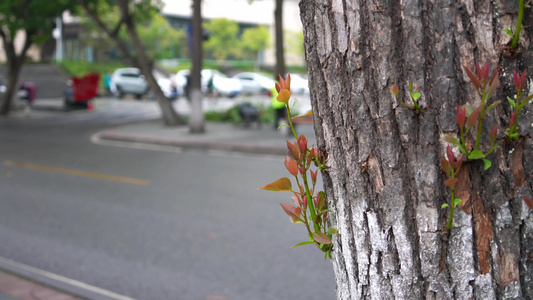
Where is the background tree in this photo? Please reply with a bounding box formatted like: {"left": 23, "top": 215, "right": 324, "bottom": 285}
{"left": 136, "top": 14, "right": 185, "bottom": 60}
{"left": 188, "top": 0, "right": 204, "bottom": 133}
{"left": 284, "top": 29, "right": 304, "bottom": 64}
{"left": 274, "top": 0, "right": 285, "bottom": 78}
{"left": 241, "top": 25, "right": 270, "bottom": 70}
{"left": 299, "top": 0, "right": 533, "bottom": 299}
{"left": 80, "top": 7, "right": 185, "bottom": 61}
{"left": 203, "top": 18, "right": 240, "bottom": 62}
{"left": 78, "top": 0, "right": 184, "bottom": 126}
{"left": 0, "top": 0, "right": 75, "bottom": 115}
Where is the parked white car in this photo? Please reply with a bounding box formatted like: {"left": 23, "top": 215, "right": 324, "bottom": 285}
{"left": 232, "top": 72, "right": 275, "bottom": 95}
{"left": 110, "top": 68, "right": 148, "bottom": 99}
{"left": 111, "top": 67, "right": 178, "bottom": 99}
{"left": 177, "top": 69, "right": 242, "bottom": 98}
{"left": 288, "top": 73, "right": 310, "bottom": 95}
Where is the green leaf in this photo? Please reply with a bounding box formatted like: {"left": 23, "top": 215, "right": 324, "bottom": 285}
{"left": 259, "top": 177, "right": 292, "bottom": 191}
{"left": 453, "top": 198, "right": 463, "bottom": 207}
{"left": 290, "top": 240, "right": 315, "bottom": 248}
{"left": 411, "top": 92, "right": 421, "bottom": 100}
{"left": 458, "top": 144, "right": 468, "bottom": 155}
{"left": 327, "top": 228, "right": 338, "bottom": 235}
{"left": 311, "top": 231, "right": 332, "bottom": 245}
{"left": 507, "top": 96, "right": 516, "bottom": 108}
{"left": 505, "top": 28, "right": 513, "bottom": 36}
{"left": 486, "top": 100, "right": 501, "bottom": 114}
{"left": 441, "top": 203, "right": 449, "bottom": 209}
{"left": 464, "top": 105, "right": 476, "bottom": 116}
{"left": 324, "top": 250, "right": 331, "bottom": 260}
{"left": 523, "top": 94, "right": 533, "bottom": 106}
{"left": 441, "top": 136, "right": 460, "bottom": 145}
{"left": 482, "top": 158, "right": 492, "bottom": 170}
{"left": 277, "top": 124, "right": 290, "bottom": 129}
{"left": 468, "top": 149, "right": 485, "bottom": 160}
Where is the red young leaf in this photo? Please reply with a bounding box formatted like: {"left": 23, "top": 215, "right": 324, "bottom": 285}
{"left": 444, "top": 178, "right": 458, "bottom": 188}
{"left": 286, "top": 74, "right": 291, "bottom": 91}
{"left": 310, "top": 169, "right": 318, "bottom": 185}
{"left": 284, "top": 157, "right": 299, "bottom": 177}
{"left": 390, "top": 84, "right": 399, "bottom": 95}
{"left": 446, "top": 146, "right": 455, "bottom": 165}
{"left": 260, "top": 177, "right": 292, "bottom": 191}
{"left": 276, "top": 89, "right": 291, "bottom": 104}
{"left": 464, "top": 64, "right": 482, "bottom": 89}
{"left": 312, "top": 231, "right": 332, "bottom": 245}
{"left": 287, "top": 140, "right": 300, "bottom": 160}
{"left": 523, "top": 196, "right": 533, "bottom": 209}
{"left": 486, "top": 74, "right": 499, "bottom": 99}
{"left": 488, "top": 64, "right": 501, "bottom": 87}
{"left": 280, "top": 203, "right": 301, "bottom": 219}
{"left": 456, "top": 105, "right": 466, "bottom": 129}
{"left": 440, "top": 158, "right": 451, "bottom": 174}
{"left": 278, "top": 74, "right": 286, "bottom": 90}
{"left": 466, "top": 105, "right": 481, "bottom": 129}
{"left": 298, "top": 135, "right": 308, "bottom": 154}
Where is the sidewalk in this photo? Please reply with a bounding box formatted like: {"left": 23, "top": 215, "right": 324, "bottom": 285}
{"left": 95, "top": 119, "right": 316, "bottom": 156}
{"left": 0, "top": 270, "right": 79, "bottom": 300}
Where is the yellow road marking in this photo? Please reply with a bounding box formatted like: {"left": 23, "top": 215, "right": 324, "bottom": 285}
{"left": 4, "top": 160, "right": 149, "bottom": 186}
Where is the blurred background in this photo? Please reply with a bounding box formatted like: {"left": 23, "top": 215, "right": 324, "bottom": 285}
{"left": 0, "top": 0, "right": 334, "bottom": 299}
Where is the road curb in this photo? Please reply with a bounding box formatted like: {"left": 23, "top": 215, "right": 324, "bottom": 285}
{"left": 0, "top": 257, "right": 135, "bottom": 300}
{"left": 95, "top": 131, "right": 288, "bottom": 156}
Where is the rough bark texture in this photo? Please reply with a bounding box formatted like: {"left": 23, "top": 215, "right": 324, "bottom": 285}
{"left": 299, "top": 0, "right": 533, "bottom": 299}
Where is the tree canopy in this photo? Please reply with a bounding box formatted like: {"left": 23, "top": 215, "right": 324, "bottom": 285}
{"left": 203, "top": 18, "right": 241, "bottom": 61}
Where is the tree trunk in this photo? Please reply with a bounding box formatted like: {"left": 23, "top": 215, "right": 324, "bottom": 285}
{"left": 189, "top": 0, "right": 205, "bottom": 134}
{"left": 0, "top": 30, "right": 33, "bottom": 115}
{"left": 116, "top": 0, "right": 185, "bottom": 126}
{"left": 274, "top": 0, "right": 285, "bottom": 78}
{"left": 299, "top": 1, "right": 533, "bottom": 299}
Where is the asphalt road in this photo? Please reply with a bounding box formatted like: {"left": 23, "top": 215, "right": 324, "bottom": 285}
{"left": 0, "top": 100, "right": 335, "bottom": 300}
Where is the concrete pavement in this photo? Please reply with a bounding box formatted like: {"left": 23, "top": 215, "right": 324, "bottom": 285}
{"left": 1, "top": 96, "right": 317, "bottom": 299}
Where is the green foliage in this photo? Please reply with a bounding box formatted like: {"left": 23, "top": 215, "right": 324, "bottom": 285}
{"left": 505, "top": 70, "right": 533, "bottom": 141}
{"left": 284, "top": 30, "right": 304, "bottom": 57}
{"left": 77, "top": 1, "right": 184, "bottom": 61}
{"left": 241, "top": 26, "right": 270, "bottom": 57}
{"left": 203, "top": 18, "right": 241, "bottom": 61}
{"left": 203, "top": 105, "right": 242, "bottom": 123}
{"left": 136, "top": 14, "right": 185, "bottom": 60}
{"left": 260, "top": 75, "right": 335, "bottom": 259}
{"left": 440, "top": 146, "right": 463, "bottom": 232}
{"left": 510, "top": 0, "right": 525, "bottom": 48}
{"left": 389, "top": 82, "right": 422, "bottom": 113}
{"left": 0, "top": 0, "right": 77, "bottom": 44}
{"left": 440, "top": 62, "right": 500, "bottom": 166}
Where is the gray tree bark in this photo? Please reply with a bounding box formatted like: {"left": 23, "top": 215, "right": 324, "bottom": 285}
{"left": 299, "top": 0, "right": 533, "bottom": 299}
{"left": 275, "top": 0, "right": 286, "bottom": 78}
{"left": 189, "top": 0, "right": 205, "bottom": 134}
